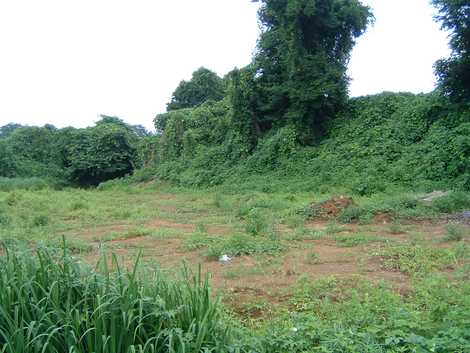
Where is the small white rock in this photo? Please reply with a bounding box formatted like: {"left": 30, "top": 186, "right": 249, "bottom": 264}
{"left": 219, "top": 254, "right": 232, "bottom": 262}
{"left": 291, "top": 327, "right": 298, "bottom": 332}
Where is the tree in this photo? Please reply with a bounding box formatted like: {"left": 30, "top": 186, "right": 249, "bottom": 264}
{"left": 0, "top": 140, "right": 16, "bottom": 177}
{"left": 64, "top": 123, "right": 139, "bottom": 185}
{"left": 166, "top": 67, "right": 225, "bottom": 111}
{"left": 236, "top": 0, "right": 372, "bottom": 144}
{"left": 0, "top": 123, "right": 23, "bottom": 139}
{"left": 5, "top": 126, "right": 63, "bottom": 177}
{"left": 432, "top": 0, "right": 470, "bottom": 104}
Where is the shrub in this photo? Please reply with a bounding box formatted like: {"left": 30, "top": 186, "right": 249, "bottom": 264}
{"left": 432, "top": 191, "right": 470, "bottom": 213}
{"left": 245, "top": 208, "right": 269, "bottom": 236}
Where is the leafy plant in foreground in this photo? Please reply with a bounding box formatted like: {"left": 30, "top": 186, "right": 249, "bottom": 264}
{"left": 0, "top": 245, "right": 229, "bottom": 353}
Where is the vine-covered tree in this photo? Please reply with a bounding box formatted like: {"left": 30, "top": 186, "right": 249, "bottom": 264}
{"left": 166, "top": 67, "right": 225, "bottom": 112}
{"left": 64, "top": 121, "right": 138, "bottom": 185}
{"left": 432, "top": 0, "right": 470, "bottom": 104}
{"left": 233, "top": 0, "right": 372, "bottom": 144}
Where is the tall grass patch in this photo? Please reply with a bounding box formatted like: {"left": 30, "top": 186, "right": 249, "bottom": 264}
{"left": 0, "top": 246, "right": 230, "bottom": 353}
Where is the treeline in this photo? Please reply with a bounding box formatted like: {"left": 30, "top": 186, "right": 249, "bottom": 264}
{"left": 0, "top": 117, "right": 157, "bottom": 186}
{"left": 1, "top": 0, "right": 469, "bottom": 192}
{"left": 145, "top": 0, "right": 469, "bottom": 192}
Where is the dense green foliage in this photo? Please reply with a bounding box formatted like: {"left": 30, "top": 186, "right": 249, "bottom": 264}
{"left": 432, "top": 0, "right": 470, "bottom": 104}
{"left": 150, "top": 92, "right": 470, "bottom": 192}
{"left": 244, "top": 0, "right": 372, "bottom": 143}
{"left": 0, "top": 117, "right": 153, "bottom": 186}
{"left": 165, "top": 67, "right": 225, "bottom": 113}
{"left": 148, "top": 1, "right": 468, "bottom": 192}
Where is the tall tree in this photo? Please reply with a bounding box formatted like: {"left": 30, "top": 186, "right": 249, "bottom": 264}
{"left": 166, "top": 67, "right": 225, "bottom": 111}
{"left": 237, "top": 0, "right": 372, "bottom": 144}
{"left": 432, "top": 0, "right": 470, "bottom": 104}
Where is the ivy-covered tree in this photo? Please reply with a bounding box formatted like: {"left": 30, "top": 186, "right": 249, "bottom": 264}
{"left": 166, "top": 67, "right": 225, "bottom": 112}
{"left": 432, "top": 0, "right": 470, "bottom": 104}
{"left": 64, "top": 121, "right": 139, "bottom": 185}
{"left": 234, "top": 0, "right": 372, "bottom": 144}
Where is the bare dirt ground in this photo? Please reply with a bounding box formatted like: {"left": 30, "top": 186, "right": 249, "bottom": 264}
{"left": 71, "top": 211, "right": 469, "bottom": 318}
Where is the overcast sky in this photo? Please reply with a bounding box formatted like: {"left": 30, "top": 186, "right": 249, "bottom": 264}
{"left": 0, "top": 0, "right": 450, "bottom": 131}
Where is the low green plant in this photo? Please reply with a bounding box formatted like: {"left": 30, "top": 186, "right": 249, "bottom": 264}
{"left": 443, "top": 223, "right": 466, "bottom": 242}
{"left": 374, "top": 244, "right": 463, "bottom": 275}
{"left": 183, "top": 232, "right": 217, "bottom": 251}
{"left": 432, "top": 191, "right": 470, "bottom": 213}
{"left": 334, "top": 233, "right": 389, "bottom": 247}
{"left": 337, "top": 206, "right": 365, "bottom": 223}
{"left": 245, "top": 208, "right": 269, "bottom": 236}
{"left": 204, "top": 233, "right": 285, "bottom": 260}
{"left": 31, "top": 214, "right": 49, "bottom": 227}
{"left": 0, "top": 245, "right": 230, "bottom": 353}
{"left": 70, "top": 200, "right": 88, "bottom": 211}
{"left": 305, "top": 251, "right": 321, "bottom": 264}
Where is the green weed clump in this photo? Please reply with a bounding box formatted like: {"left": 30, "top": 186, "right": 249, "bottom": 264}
{"left": 443, "top": 223, "right": 467, "bottom": 242}
{"left": 432, "top": 191, "right": 470, "bottom": 213}
{"left": 205, "top": 233, "right": 285, "bottom": 260}
{"left": 235, "top": 275, "right": 470, "bottom": 353}
{"left": 0, "top": 246, "right": 230, "bottom": 353}
{"left": 374, "top": 244, "right": 465, "bottom": 275}
{"left": 334, "top": 233, "right": 389, "bottom": 247}
{"left": 245, "top": 208, "right": 270, "bottom": 236}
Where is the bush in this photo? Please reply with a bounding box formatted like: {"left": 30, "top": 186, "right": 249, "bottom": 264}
{"left": 432, "top": 191, "right": 470, "bottom": 213}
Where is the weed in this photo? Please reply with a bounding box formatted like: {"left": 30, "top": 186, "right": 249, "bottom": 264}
{"left": 0, "top": 246, "right": 230, "bottom": 352}
{"left": 0, "top": 212, "right": 11, "bottom": 226}
{"left": 245, "top": 208, "right": 269, "bottom": 236}
{"left": 31, "top": 214, "right": 49, "bottom": 227}
{"left": 324, "top": 222, "right": 344, "bottom": 234}
{"left": 432, "top": 191, "right": 470, "bottom": 213}
{"left": 388, "top": 222, "right": 405, "bottom": 234}
{"left": 183, "top": 232, "right": 217, "bottom": 251}
{"left": 443, "top": 223, "right": 467, "bottom": 242}
{"left": 334, "top": 233, "right": 389, "bottom": 247}
{"left": 305, "top": 251, "right": 321, "bottom": 264}
{"left": 70, "top": 200, "right": 88, "bottom": 211}
{"left": 337, "top": 206, "right": 365, "bottom": 223}
{"left": 204, "top": 233, "right": 285, "bottom": 260}
{"left": 373, "top": 244, "right": 462, "bottom": 275}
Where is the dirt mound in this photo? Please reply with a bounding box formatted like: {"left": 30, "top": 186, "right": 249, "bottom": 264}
{"left": 308, "top": 196, "right": 354, "bottom": 219}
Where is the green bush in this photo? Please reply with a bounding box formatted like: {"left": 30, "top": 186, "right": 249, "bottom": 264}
{"left": 432, "top": 191, "right": 470, "bottom": 213}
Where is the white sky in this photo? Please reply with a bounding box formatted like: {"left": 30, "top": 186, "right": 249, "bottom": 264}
{"left": 0, "top": 0, "right": 450, "bottom": 131}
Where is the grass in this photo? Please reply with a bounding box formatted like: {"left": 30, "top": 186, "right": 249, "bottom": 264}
{"left": 443, "top": 223, "right": 468, "bottom": 242}
{"left": 1, "top": 182, "right": 469, "bottom": 352}
{"left": 333, "top": 233, "right": 390, "bottom": 247}
{"left": 204, "top": 233, "right": 285, "bottom": 260}
{"left": 0, "top": 245, "right": 230, "bottom": 353}
{"left": 373, "top": 243, "right": 467, "bottom": 275}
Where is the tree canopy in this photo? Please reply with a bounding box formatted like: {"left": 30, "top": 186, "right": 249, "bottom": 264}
{"left": 432, "top": 0, "right": 470, "bottom": 104}
{"left": 232, "top": 0, "right": 373, "bottom": 144}
{"left": 166, "top": 67, "right": 225, "bottom": 112}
